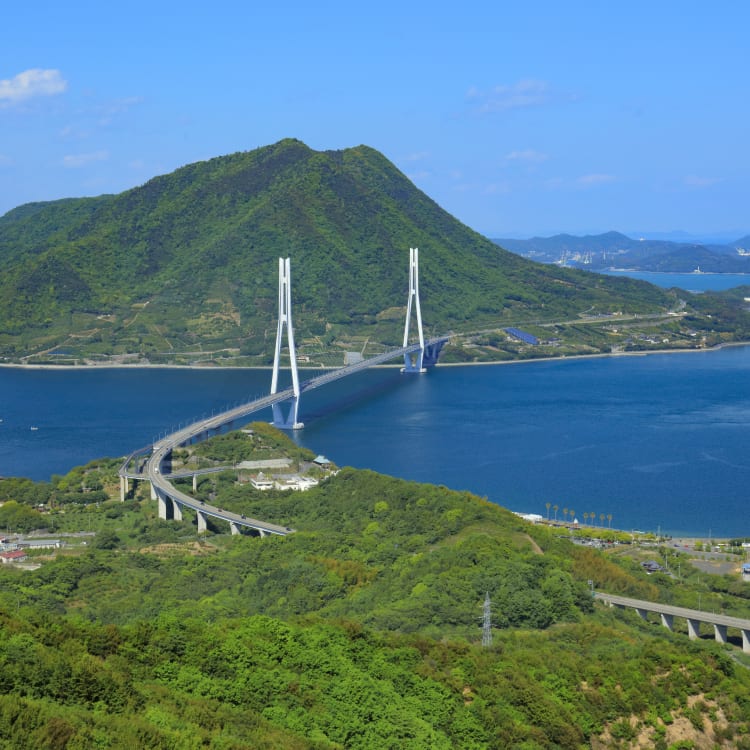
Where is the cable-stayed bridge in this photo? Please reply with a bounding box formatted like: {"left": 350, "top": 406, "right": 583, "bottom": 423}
{"left": 118, "top": 248, "right": 449, "bottom": 536}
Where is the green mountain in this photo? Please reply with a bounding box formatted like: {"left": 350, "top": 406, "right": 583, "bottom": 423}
{"left": 1, "top": 139, "right": 748, "bottom": 364}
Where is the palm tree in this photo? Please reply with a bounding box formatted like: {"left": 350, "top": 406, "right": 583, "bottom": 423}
{"left": 583, "top": 512, "right": 589, "bottom": 525}
{"left": 553, "top": 504, "right": 559, "bottom": 522}
{"left": 545, "top": 502, "right": 551, "bottom": 521}
{"left": 600, "top": 513, "right": 605, "bottom": 527}
{"left": 607, "top": 513, "right": 613, "bottom": 529}
{"left": 570, "top": 508, "right": 576, "bottom": 524}
{"left": 590, "top": 511, "right": 595, "bottom": 527}
{"left": 563, "top": 507, "right": 569, "bottom": 523}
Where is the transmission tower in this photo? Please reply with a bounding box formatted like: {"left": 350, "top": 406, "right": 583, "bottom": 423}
{"left": 482, "top": 592, "right": 493, "bottom": 648}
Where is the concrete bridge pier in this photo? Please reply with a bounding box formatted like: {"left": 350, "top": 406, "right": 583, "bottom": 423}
{"left": 742, "top": 630, "right": 750, "bottom": 653}
{"left": 156, "top": 492, "right": 182, "bottom": 521}
{"left": 150, "top": 482, "right": 157, "bottom": 501}
{"left": 687, "top": 618, "right": 701, "bottom": 640}
{"left": 714, "top": 623, "right": 728, "bottom": 645}
{"left": 120, "top": 476, "right": 127, "bottom": 502}
{"left": 229, "top": 521, "right": 240, "bottom": 536}
{"left": 157, "top": 492, "right": 168, "bottom": 520}
{"left": 660, "top": 613, "right": 674, "bottom": 631}
{"left": 636, "top": 608, "right": 649, "bottom": 621}
{"left": 197, "top": 510, "right": 207, "bottom": 534}
{"left": 192, "top": 474, "right": 197, "bottom": 492}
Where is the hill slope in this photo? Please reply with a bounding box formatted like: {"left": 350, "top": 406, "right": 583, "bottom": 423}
{"left": 0, "top": 139, "right": 690, "bottom": 363}
{"left": 1, "top": 444, "right": 750, "bottom": 749}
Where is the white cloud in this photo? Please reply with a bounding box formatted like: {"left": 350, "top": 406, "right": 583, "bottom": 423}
{"left": 484, "top": 182, "right": 511, "bottom": 195}
{"left": 505, "top": 149, "right": 548, "bottom": 164}
{"left": 684, "top": 175, "right": 721, "bottom": 188}
{"left": 97, "top": 96, "right": 143, "bottom": 125}
{"left": 468, "top": 79, "right": 550, "bottom": 114}
{"left": 576, "top": 173, "right": 616, "bottom": 187}
{"left": 0, "top": 69, "right": 67, "bottom": 103}
{"left": 62, "top": 150, "right": 109, "bottom": 168}
{"left": 402, "top": 151, "right": 430, "bottom": 162}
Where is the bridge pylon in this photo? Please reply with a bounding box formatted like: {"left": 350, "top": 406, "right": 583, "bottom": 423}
{"left": 402, "top": 247, "right": 426, "bottom": 373}
{"left": 270, "top": 257, "right": 304, "bottom": 429}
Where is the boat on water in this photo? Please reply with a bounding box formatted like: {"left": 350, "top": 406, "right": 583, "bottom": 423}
{"left": 30, "top": 426, "right": 38, "bottom": 431}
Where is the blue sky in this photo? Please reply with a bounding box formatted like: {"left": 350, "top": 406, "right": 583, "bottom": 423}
{"left": 1, "top": 1, "right": 748, "bottom": 239}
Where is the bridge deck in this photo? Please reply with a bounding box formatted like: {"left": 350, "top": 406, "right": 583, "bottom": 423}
{"left": 595, "top": 592, "right": 750, "bottom": 630}
{"left": 120, "top": 336, "right": 449, "bottom": 534}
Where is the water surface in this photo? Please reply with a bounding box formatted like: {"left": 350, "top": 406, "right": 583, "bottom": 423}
{"left": 2, "top": 347, "right": 749, "bottom": 537}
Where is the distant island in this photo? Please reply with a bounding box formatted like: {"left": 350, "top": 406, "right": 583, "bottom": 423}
{"left": 494, "top": 230, "right": 750, "bottom": 273}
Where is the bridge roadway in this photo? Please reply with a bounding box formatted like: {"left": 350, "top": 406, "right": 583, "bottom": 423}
{"left": 595, "top": 592, "right": 750, "bottom": 652}
{"left": 120, "top": 336, "right": 449, "bottom": 536}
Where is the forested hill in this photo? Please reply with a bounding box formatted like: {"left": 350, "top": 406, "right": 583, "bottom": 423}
{"left": 0, "top": 139, "right": 732, "bottom": 363}
{"left": 1, "top": 446, "right": 750, "bottom": 748}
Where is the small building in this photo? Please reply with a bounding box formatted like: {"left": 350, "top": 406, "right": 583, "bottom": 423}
{"left": 313, "top": 455, "right": 331, "bottom": 466}
{"left": 250, "top": 473, "right": 275, "bottom": 491}
{"left": 742, "top": 563, "right": 750, "bottom": 579}
{"left": 0, "top": 550, "right": 27, "bottom": 564}
{"left": 18, "top": 539, "right": 63, "bottom": 550}
{"left": 505, "top": 327, "right": 539, "bottom": 345}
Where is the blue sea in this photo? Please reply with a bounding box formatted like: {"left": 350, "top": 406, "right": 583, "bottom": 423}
{"left": 602, "top": 270, "right": 750, "bottom": 292}
{"left": 2, "top": 347, "right": 750, "bottom": 538}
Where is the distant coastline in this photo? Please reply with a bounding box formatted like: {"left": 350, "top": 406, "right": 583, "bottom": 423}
{"left": 2, "top": 339, "right": 750, "bottom": 371}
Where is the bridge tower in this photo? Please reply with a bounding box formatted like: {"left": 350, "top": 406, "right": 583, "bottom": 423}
{"left": 402, "top": 247, "right": 427, "bottom": 373}
{"left": 270, "top": 257, "right": 304, "bottom": 429}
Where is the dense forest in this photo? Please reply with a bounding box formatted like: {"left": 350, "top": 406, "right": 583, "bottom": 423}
{"left": 3, "top": 139, "right": 749, "bottom": 365}
{"left": 0, "top": 425, "right": 749, "bottom": 748}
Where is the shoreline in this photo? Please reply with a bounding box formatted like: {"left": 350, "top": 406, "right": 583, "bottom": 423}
{"left": 2, "top": 339, "right": 750, "bottom": 372}
{"left": 4, "top": 342, "right": 750, "bottom": 541}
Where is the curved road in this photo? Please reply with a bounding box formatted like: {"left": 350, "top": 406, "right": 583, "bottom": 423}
{"left": 123, "top": 337, "right": 450, "bottom": 536}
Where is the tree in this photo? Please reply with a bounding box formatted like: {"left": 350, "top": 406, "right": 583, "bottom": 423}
{"left": 93, "top": 529, "right": 120, "bottom": 550}
{"left": 553, "top": 505, "right": 559, "bottom": 522}
{"left": 545, "top": 502, "right": 551, "bottom": 521}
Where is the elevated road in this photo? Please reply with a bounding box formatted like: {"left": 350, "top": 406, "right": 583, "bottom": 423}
{"left": 595, "top": 591, "right": 750, "bottom": 652}
{"left": 120, "top": 336, "right": 450, "bottom": 536}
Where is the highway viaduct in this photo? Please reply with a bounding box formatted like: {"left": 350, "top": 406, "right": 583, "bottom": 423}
{"left": 595, "top": 591, "right": 750, "bottom": 653}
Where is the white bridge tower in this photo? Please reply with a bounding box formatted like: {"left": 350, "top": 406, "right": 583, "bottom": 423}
{"left": 270, "top": 257, "right": 304, "bottom": 429}
{"left": 402, "top": 247, "right": 426, "bottom": 373}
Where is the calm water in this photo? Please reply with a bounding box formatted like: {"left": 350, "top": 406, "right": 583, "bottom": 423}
{"left": 603, "top": 270, "right": 750, "bottom": 292}
{"left": 2, "top": 348, "right": 750, "bottom": 537}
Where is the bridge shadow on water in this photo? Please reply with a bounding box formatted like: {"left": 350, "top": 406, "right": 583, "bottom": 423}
{"left": 290, "top": 368, "right": 406, "bottom": 430}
